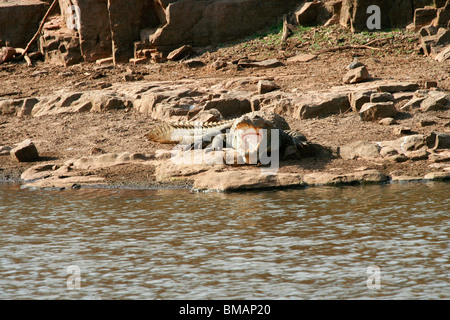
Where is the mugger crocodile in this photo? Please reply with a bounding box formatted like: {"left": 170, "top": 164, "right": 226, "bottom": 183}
{"left": 146, "top": 111, "right": 309, "bottom": 164}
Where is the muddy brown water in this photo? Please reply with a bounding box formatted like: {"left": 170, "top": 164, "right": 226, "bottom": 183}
{"left": 0, "top": 181, "right": 448, "bottom": 299}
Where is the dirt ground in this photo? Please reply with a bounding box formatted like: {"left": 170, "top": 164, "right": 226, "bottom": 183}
{"left": 1, "top": 25, "right": 449, "bottom": 188}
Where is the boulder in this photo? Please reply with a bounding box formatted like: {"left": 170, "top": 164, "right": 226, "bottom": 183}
{"left": 420, "top": 91, "right": 450, "bottom": 112}
{"left": 167, "top": 45, "right": 192, "bottom": 61}
{"left": 0, "top": 46, "right": 16, "bottom": 64}
{"left": 192, "top": 170, "right": 306, "bottom": 192}
{"left": 0, "top": 1, "right": 49, "bottom": 48}
{"left": 359, "top": 102, "right": 398, "bottom": 121}
{"left": 435, "top": 44, "right": 450, "bottom": 62}
{"left": 343, "top": 66, "right": 371, "bottom": 84}
{"left": 405, "top": 149, "right": 429, "bottom": 161}
{"left": 72, "top": 152, "right": 149, "bottom": 170}
{"left": 427, "top": 132, "right": 450, "bottom": 150}
{"left": 10, "top": 139, "right": 40, "bottom": 162}
{"left": 183, "top": 59, "right": 206, "bottom": 68}
{"left": 340, "top": 0, "right": 419, "bottom": 32}
{"left": 258, "top": 80, "right": 280, "bottom": 94}
{"left": 376, "top": 82, "right": 419, "bottom": 93}
{"left": 294, "top": 93, "right": 351, "bottom": 119}
{"left": 339, "top": 141, "right": 381, "bottom": 160}
{"left": 370, "top": 92, "right": 395, "bottom": 103}
{"left": 202, "top": 95, "right": 252, "bottom": 117}
{"left": 424, "top": 171, "right": 450, "bottom": 181}
{"left": 413, "top": 7, "right": 438, "bottom": 30}
{"left": 434, "top": 0, "right": 450, "bottom": 28}
{"left": 149, "top": 0, "right": 300, "bottom": 51}
{"left": 349, "top": 91, "right": 373, "bottom": 111}
{"left": 295, "top": 0, "right": 332, "bottom": 26}
{"left": 401, "top": 97, "right": 427, "bottom": 111}
{"left": 303, "top": 169, "right": 388, "bottom": 186}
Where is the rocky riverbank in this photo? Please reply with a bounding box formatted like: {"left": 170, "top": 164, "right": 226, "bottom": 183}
{"left": 1, "top": 1, "right": 450, "bottom": 192}
{"left": 1, "top": 73, "right": 449, "bottom": 191}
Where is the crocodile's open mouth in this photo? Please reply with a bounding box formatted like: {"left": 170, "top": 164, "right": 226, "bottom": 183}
{"left": 235, "top": 123, "right": 267, "bottom": 163}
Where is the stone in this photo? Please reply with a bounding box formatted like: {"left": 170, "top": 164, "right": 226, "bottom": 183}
{"left": 91, "top": 94, "right": 128, "bottom": 112}
{"left": 295, "top": 93, "right": 351, "bottom": 119}
{"left": 401, "top": 97, "right": 426, "bottom": 111}
{"left": 21, "top": 163, "right": 59, "bottom": 181}
{"left": 428, "top": 132, "right": 450, "bottom": 150}
{"left": 420, "top": 91, "right": 450, "bottom": 112}
{"left": 402, "top": 135, "right": 428, "bottom": 151}
{"left": 420, "top": 120, "right": 437, "bottom": 127}
{"left": 340, "top": 0, "right": 418, "bottom": 32}
{"left": 0, "top": 146, "right": 12, "bottom": 156}
{"left": 342, "top": 66, "right": 371, "bottom": 84}
{"left": 434, "top": 0, "right": 450, "bottom": 27}
{"left": 287, "top": 53, "right": 317, "bottom": 63}
{"left": 107, "top": 0, "right": 159, "bottom": 63}
{"left": 393, "top": 127, "right": 413, "bottom": 136}
{"left": 370, "top": 92, "right": 395, "bottom": 103}
{"left": 339, "top": 141, "right": 381, "bottom": 160}
{"left": 24, "top": 175, "right": 106, "bottom": 189}
{"left": 359, "top": 102, "right": 398, "bottom": 121}
{"left": 167, "top": 45, "right": 192, "bottom": 61}
{"left": 349, "top": 91, "right": 373, "bottom": 112}
{"left": 202, "top": 95, "right": 251, "bottom": 117}
{"left": 414, "top": 7, "right": 438, "bottom": 30}
{"left": 380, "top": 146, "right": 399, "bottom": 157}
{"left": 189, "top": 109, "right": 222, "bottom": 123}
{"left": 424, "top": 171, "right": 450, "bottom": 181}
{"left": 211, "top": 58, "right": 228, "bottom": 70}
{"left": 425, "top": 81, "right": 438, "bottom": 89}
{"left": 379, "top": 117, "right": 396, "bottom": 125}
{"left": 257, "top": 80, "right": 280, "bottom": 94}
{"left": 386, "top": 153, "right": 409, "bottom": 163}
{"left": 192, "top": 170, "right": 306, "bottom": 192}
{"left": 435, "top": 44, "right": 450, "bottom": 62}
{"left": 183, "top": 59, "right": 206, "bottom": 68}
{"left": 0, "top": 1, "right": 49, "bottom": 48}
{"left": 429, "top": 150, "right": 450, "bottom": 162}
{"left": 0, "top": 46, "right": 16, "bottom": 64}
{"left": 419, "top": 25, "right": 438, "bottom": 37}
{"left": 393, "top": 92, "right": 415, "bottom": 102}
{"left": 72, "top": 152, "right": 150, "bottom": 170}
{"left": 376, "top": 82, "right": 420, "bottom": 93}
{"left": 405, "top": 149, "right": 429, "bottom": 161}
{"left": 10, "top": 139, "right": 40, "bottom": 162}
{"left": 303, "top": 169, "right": 388, "bottom": 186}
{"left": 238, "top": 58, "right": 284, "bottom": 68}
{"left": 295, "top": 0, "right": 332, "bottom": 26}
{"left": 96, "top": 57, "right": 114, "bottom": 65}
{"left": 149, "top": 0, "right": 300, "bottom": 51}
{"left": 0, "top": 99, "right": 24, "bottom": 115}
{"left": 390, "top": 175, "right": 424, "bottom": 182}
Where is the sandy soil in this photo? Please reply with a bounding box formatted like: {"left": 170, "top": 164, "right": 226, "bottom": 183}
{"left": 1, "top": 26, "right": 449, "bottom": 188}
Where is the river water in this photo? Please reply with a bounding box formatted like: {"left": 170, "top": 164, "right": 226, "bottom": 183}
{"left": 0, "top": 181, "right": 448, "bottom": 300}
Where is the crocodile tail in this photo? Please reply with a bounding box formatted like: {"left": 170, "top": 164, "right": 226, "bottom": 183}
{"left": 146, "top": 123, "right": 178, "bottom": 144}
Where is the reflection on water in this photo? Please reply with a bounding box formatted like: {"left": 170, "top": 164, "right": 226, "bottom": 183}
{"left": 0, "top": 182, "right": 448, "bottom": 299}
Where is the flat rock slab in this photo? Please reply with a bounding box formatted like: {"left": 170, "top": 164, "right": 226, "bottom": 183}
{"left": 287, "top": 54, "right": 317, "bottom": 63}
{"left": 303, "top": 169, "right": 389, "bottom": 186}
{"left": 23, "top": 175, "right": 106, "bottom": 189}
{"left": 238, "top": 58, "right": 284, "bottom": 68}
{"left": 192, "top": 170, "right": 305, "bottom": 192}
